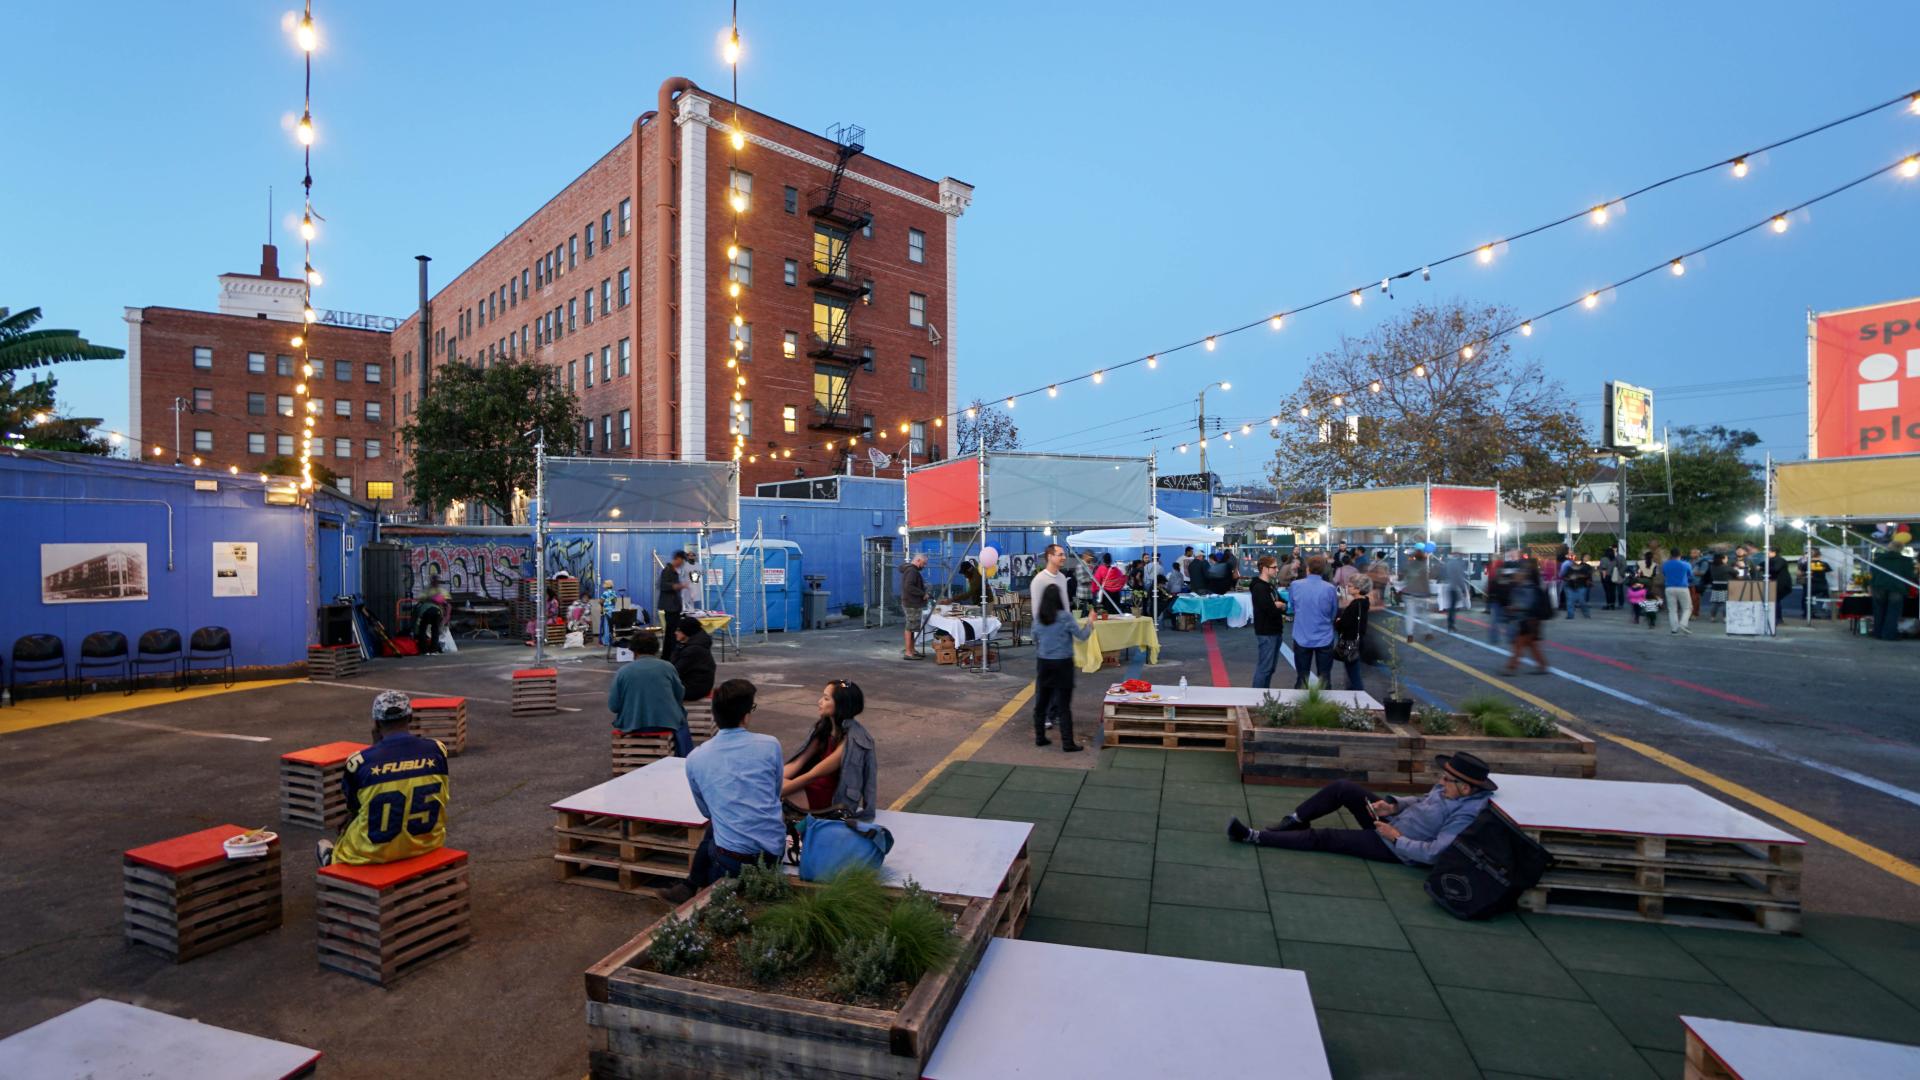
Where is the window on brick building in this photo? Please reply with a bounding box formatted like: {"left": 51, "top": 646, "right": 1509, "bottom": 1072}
{"left": 783, "top": 331, "right": 797, "bottom": 359}
{"left": 619, "top": 199, "right": 631, "bottom": 236}
{"left": 813, "top": 365, "right": 849, "bottom": 419}
{"left": 729, "top": 248, "right": 752, "bottom": 288}
{"left": 193, "top": 346, "right": 213, "bottom": 370}
{"left": 248, "top": 352, "right": 266, "bottom": 374}
{"left": 278, "top": 434, "right": 294, "bottom": 456}
{"left": 861, "top": 346, "right": 875, "bottom": 373}
{"left": 909, "top": 228, "right": 925, "bottom": 264}
{"left": 248, "top": 433, "right": 266, "bottom": 455}
{"left": 909, "top": 292, "right": 927, "bottom": 328}
{"left": 335, "top": 476, "right": 353, "bottom": 496}
{"left": 618, "top": 338, "right": 630, "bottom": 376}
{"left": 311, "top": 356, "right": 327, "bottom": 380}
{"left": 248, "top": 392, "right": 267, "bottom": 416}
{"left": 812, "top": 295, "right": 850, "bottom": 344}
{"left": 194, "top": 429, "right": 213, "bottom": 452}
{"left": 521, "top": 325, "right": 529, "bottom": 353}
{"left": 784, "top": 259, "right": 797, "bottom": 287}
{"left": 366, "top": 439, "right": 382, "bottom": 459}
{"left": 862, "top": 279, "right": 874, "bottom": 305}
{"left": 814, "top": 227, "right": 849, "bottom": 278}
{"left": 910, "top": 421, "right": 926, "bottom": 457}
{"left": 731, "top": 400, "right": 753, "bottom": 436}
{"left": 619, "top": 409, "right": 631, "bottom": 448}
{"left": 585, "top": 222, "right": 595, "bottom": 258}
{"left": 366, "top": 362, "right": 382, "bottom": 384}
{"left": 277, "top": 394, "right": 295, "bottom": 418}
{"left": 582, "top": 418, "right": 594, "bottom": 453}
{"left": 335, "top": 437, "right": 352, "bottom": 459}
{"left": 277, "top": 354, "right": 294, "bottom": 376}
{"left": 584, "top": 354, "right": 594, "bottom": 387}
{"left": 567, "top": 359, "right": 577, "bottom": 390}
{"left": 193, "top": 387, "right": 213, "bottom": 411}
{"left": 365, "top": 401, "right": 382, "bottom": 422}
{"left": 861, "top": 413, "right": 874, "bottom": 438}
{"left": 333, "top": 359, "right": 351, "bottom": 381}
{"left": 522, "top": 268, "right": 530, "bottom": 296}
{"left": 510, "top": 277, "right": 518, "bottom": 307}
{"left": 584, "top": 288, "right": 594, "bottom": 325}
{"left": 728, "top": 169, "right": 752, "bottom": 210}
{"left": 602, "top": 210, "right": 613, "bottom": 249}
{"left": 782, "top": 405, "right": 797, "bottom": 433}
{"left": 335, "top": 398, "right": 350, "bottom": 418}
{"left": 730, "top": 322, "right": 752, "bottom": 362}
{"left": 784, "top": 186, "right": 798, "bottom": 214}
{"left": 568, "top": 298, "right": 577, "bottom": 332}
{"left": 602, "top": 414, "right": 612, "bottom": 448}
{"left": 600, "top": 346, "right": 610, "bottom": 382}
{"left": 618, "top": 269, "right": 631, "bottom": 307}
{"left": 601, "top": 278, "right": 611, "bottom": 315}
{"left": 569, "top": 235, "right": 578, "bottom": 269}
{"left": 910, "top": 356, "right": 927, "bottom": 391}
{"left": 477, "top": 299, "right": 484, "bottom": 328}
{"left": 404, "top": 391, "right": 411, "bottom": 414}
{"left": 534, "top": 259, "right": 543, "bottom": 289}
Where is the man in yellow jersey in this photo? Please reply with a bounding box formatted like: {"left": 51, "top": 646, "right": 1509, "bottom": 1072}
{"left": 319, "top": 691, "right": 451, "bottom": 866}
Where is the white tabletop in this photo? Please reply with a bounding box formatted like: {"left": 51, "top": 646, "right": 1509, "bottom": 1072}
{"left": 1491, "top": 775, "right": 1802, "bottom": 845}
{"left": 784, "top": 810, "right": 1031, "bottom": 900}
{"left": 922, "top": 612, "right": 1001, "bottom": 644}
{"left": 0, "top": 999, "right": 321, "bottom": 1080}
{"left": 1106, "top": 684, "right": 1383, "bottom": 711}
{"left": 551, "top": 756, "right": 706, "bottom": 826}
{"left": 924, "top": 939, "right": 1331, "bottom": 1079}
{"left": 1681, "top": 1017, "right": 1920, "bottom": 1080}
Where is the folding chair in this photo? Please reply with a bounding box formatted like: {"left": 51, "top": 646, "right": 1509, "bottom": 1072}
{"left": 134, "top": 628, "right": 186, "bottom": 691}
{"left": 77, "top": 631, "right": 132, "bottom": 696}
{"left": 186, "top": 626, "right": 235, "bottom": 687}
{"left": 10, "top": 634, "right": 73, "bottom": 703}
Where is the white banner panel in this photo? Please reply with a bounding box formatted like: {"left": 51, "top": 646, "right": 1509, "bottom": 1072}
{"left": 985, "top": 452, "right": 1151, "bottom": 527}
{"left": 545, "top": 459, "right": 740, "bottom": 530}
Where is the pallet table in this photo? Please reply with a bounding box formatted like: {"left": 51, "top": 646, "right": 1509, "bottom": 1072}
{"left": 0, "top": 998, "right": 320, "bottom": 1079}
{"left": 411, "top": 696, "right": 468, "bottom": 754}
{"left": 511, "top": 667, "right": 558, "bottom": 715}
{"left": 1108, "top": 685, "right": 1382, "bottom": 753}
{"left": 278, "top": 741, "right": 367, "bottom": 830}
{"left": 1679, "top": 1016, "right": 1920, "bottom": 1080}
{"left": 316, "top": 846, "right": 472, "bottom": 985}
{"left": 123, "top": 825, "right": 283, "bottom": 963}
{"left": 1492, "top": 774, "right": 1805, "bottom": 934}
{"left": 305, "top": 643, "right": 360, "bottom": 679}
{"left": 552, "top": 758, "right": 709, "bottom": 896}
{"left": 923, "top": 939, "right": 1331, "bottom": 1079}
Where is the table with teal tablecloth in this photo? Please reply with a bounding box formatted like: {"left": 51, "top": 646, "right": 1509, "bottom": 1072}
{"left": 1170, "top": 593, "right": 1252, "bottom": 627}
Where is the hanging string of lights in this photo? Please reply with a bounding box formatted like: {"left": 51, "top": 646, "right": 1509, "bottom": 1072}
{"left": 752, "top": 87, "right": 1918, "bottom": 464}
{"left": 723, "top": 4, "right": 754, "bottom": 466}
{"left": 291, "top": 2, "right": 320, "bottom": 492}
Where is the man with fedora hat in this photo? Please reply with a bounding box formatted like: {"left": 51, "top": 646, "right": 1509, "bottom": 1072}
{"left": 1227, "top": 752, "right": 1497, "bottom": 864}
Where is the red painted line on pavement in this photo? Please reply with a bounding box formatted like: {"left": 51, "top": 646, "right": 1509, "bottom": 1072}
{"left": 1450, "top": 612, "right": 1769, "bottom": 709}
{"left": 1202, "top": 623, "right": 1230, "bottom": 687}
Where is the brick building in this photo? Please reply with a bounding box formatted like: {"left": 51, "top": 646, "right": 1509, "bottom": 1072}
{"left": 124, "top": 244, "right": 397, "bottom": 498}
{"left": 390, "top": 76, "right": 971, "bottom": 500}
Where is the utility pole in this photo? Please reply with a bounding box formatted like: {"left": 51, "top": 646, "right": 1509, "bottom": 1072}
{"left": 1197, "top": 381, "right": 1229, "bottom": 520}
{"left": 172, "top": 396, "right": 190, "bottom": 465}
{"left": 532, "top": 428, "right": 548, "bottom": 665}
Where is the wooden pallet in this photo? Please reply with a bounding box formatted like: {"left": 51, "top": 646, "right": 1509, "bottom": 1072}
{"left": 1518, "top": 827, "right": 1802, "bottom": 934}
{"left": 610, "top": 730, "right": 677, "bottom": 775}
{"left": 411, "top": 696, "right": 468, "bottom": 755}
{"left": 279, "top": 741, "right": 366, "bottom": 831}
{"left": 306, "top": 644, "right": 361, "bottom": 679}
{"left": 512, "top": 668, "right": 559, "bottom": 715}
{"left": 1102, "top": 704, "right": 1244, "bottom": 752}
{"left": 1403, "top": 724, "right": 1597, "bottom": 783}
{"left": 553, "top": 808, "right": 706, "bottom": 896}
{"left": 317, "top": 848, "right": 472, "bottom": 985}
{"left": 685, "top": 700, "right": 718, "bottom": 745}
{"left": 123, "top": 827, "right": 283, "bottom": 963}
{"left": 1238, "top": 724, "right": 1420, "bottom": 790}
{"left": 995, "top": 852, "right": 1032, "bottom": 939}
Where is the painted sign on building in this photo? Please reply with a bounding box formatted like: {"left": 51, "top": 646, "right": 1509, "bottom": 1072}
{"left": 1810, "top": 296, "right": 1920, "bottom": 459}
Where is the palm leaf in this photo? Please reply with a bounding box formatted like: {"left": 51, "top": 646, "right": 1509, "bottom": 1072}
{"left": 0, "top": 327, "right": 124, "bottom": 373}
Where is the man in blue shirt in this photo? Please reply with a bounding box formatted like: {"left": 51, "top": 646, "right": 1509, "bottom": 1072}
{"left": 1661, "top": 547, "right": 1694, "bottom": 635}
{"left": 1226, "top": 752, "right": 1496, "bottom": 865}
{"left": 607, "top": 632, "right": 689, "bottom": 755}
{"left": 1289, "top": 554, "right": 1340, "bottom": 688}
{"left": 677, "top": 678, "right": 786, "bottom": 896}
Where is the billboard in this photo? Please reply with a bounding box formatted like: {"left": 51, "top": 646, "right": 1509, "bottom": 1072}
{"left": 1809, "top": 296, "right": 1920, "bottom": 459}
{"left": 1604, "top": 381, "right": 1655, "bottom": 451}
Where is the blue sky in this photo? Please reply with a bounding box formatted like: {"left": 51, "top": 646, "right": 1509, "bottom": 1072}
{"left": 7, "top": 2, "right": 1917, "bottom": 487}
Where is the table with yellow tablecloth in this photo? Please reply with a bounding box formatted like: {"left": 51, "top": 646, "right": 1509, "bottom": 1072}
{"left": 1072, "top": 615, "right": 1160, "bottom": 674}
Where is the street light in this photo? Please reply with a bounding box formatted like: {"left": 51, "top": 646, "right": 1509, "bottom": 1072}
{"left": 1196, "top": 381, "right": 1230, "bottom": 516}
{"left": 1744, "top": 513, "right": 1763, "bottom": 527}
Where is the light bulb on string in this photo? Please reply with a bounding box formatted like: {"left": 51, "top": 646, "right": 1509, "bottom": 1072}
{"left": 723, "top": 29, "right": 741, "bottom": 64}
{"left": 1461, "top": 344, "right": 1474, "bottom": 360}
{"left": 1177, "top": 444, "right": 1188, "bottom": 453}
{"left": 1204, "top": 336, "right": 1216, "bottom": 351}
{"left": 1770, "top": 215, "right": 1789, "bottom": 234}
{"left": 296, "top": 15, "right": 317, "bottom": 51}
{"left": 934, "top": 417, "right": 943, "bottom": 427}
{"left": 732, "top": 313, "right": 743, "bottom": 326}
{"left": 1901, "top": 156, "right": 1920, "bottom": 179}
{"left": 729, "top": 192, "right": 747, "bottom": 213}
{"left": 1379, "top": 278, "right": 1390, "bottom": 294}
{"left": 306, "top": 267, "right": 322, "bottom": 287}
{"left": 1421, "top": 266, "right": 1431, "bottom": 282}
{"left": 1222, "top": 432, "right": 1231, "bottom": 442}
{"left": 192, "top": 456, "right": 202, "bottom": 467}
{"left": 1240, "top": 424, "right": 1251, "bottom": 434}
{"left": 1519, "top": 322, "right": 1533, "bottom": 337}
{"left": 728, "top": 282, "right": 741, "bottom": 298}
{"left": 1331, "top": 395, "right": 1344, "bottom": 407}
{"left": 1477, "top": 245, "right": 1494, "bottom": 264}
{"left": 726, "top": 357, "right": 736, "bottom": 369}
{"left": 1004, "top": 397, "right": 1016, "bottom": 409}
{"left": 1731, "top": 157, "right": 1749, "bottom": 178}
{"left": 1047, "top": 384, "right": 1058, "bottom": 397}
{"left": 1349, "top": 290, "right": 1362, "bottom": 306}
{"left": 1298, "top": 405, "right": 1310, "bottom": 418}
{"left": 300, "top": 215, "right": 315, "bottom": 240}
{"left": 1413, "top": 364, "right": 1427, "bottom": 378}
{"left": 1670, "top": 259, "right": 1686, "bottom": 276}
{"left": 152, "top": 446, "right": 164, "bottom": 457}
{"left": 297, "top": 112, "right": 314, "bottom": 145}
{"left": 783, "top": 449, "right": 792, "bottom": 458}
{"left": 1268, "top": 416, "right": 1278, "bottom": 427}
{"left": 1369, "top": 380, "right": 1382, "bottom": 393}
{"left": 1198, "top": 438, "right": 1208, "bottom": 449}
{"left": 1583, "top": 291, "right": 1600, "bottom": 309}
{"left": 965, "top": 407, "right": 977, "bottom": 419}
{"left": 295, "top": 383, "right": 306, "bottom": 394}
{"left": 1269, "top": 315, "right": 1283, "bottom": 330}
{"left": 229, "top": 465, "right": 239, "bottom": 475}
{"left": 1147, "top": 355, "right": 1158, "bottom": 369}
{"left": 730, "top": 127, "right": 746, "bottom": 151}
{"left": 726, "top": 244, "right": 739, "bottom": 261}
{"left": 304, "top": 306, "right": 316, "bottom": 323}
{"left": 1910, "top": 92, "right": 1920, "bottom": 115}
{"left": 1589, "top": 204, "right": 1609, "bottom": 226}
{"left": 1092, "top": 370, "right": 1103, "bottom": 383}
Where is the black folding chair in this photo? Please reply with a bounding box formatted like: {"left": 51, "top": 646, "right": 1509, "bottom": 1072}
{"left": 186, "top": 626, "right": 235, "bottom": 687}
{"left": 605, "top": 608, "right": 640, "bottom": 662}
{"left": 134, "top": 628, "right": 186, "bottom": 691}
{"left": 77, "top": 631, "right": 132, "bottom": 696}
{"left": 9, "top": 634, "right": 73, "bottom": 703}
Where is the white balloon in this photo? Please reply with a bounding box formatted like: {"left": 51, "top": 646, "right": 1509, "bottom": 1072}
{"left": 980, "top": 545, "right": 999, "bottom": 566}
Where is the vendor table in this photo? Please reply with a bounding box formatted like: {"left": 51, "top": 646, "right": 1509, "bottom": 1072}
{"left": 1679, "top": 1016, "right": 1920, "bottom": 1080}
{"left": 920, "top": 610, "right": 1001, "bottom": 647}
{"left": 0, "top": 998, "right": 320, "bottom": 1080}
{"left": 1170, "top": 591, "right": 1254, "bottom": 627}
{"left": 923, "top": 938, "right": 1331, "bottom": 1080}
{"left": 1073, "top": 614, "right": 1160, "bottom": 674}
{"left": 550, "top": 757, "right": 708, "bottom": 896}
{"left": 1492, "top": 774, "right": 1804, "bottom": 933}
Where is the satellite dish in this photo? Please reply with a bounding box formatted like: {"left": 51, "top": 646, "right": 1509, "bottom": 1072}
{"left": 866, "top": 446, "right": 892, "bottom": 468}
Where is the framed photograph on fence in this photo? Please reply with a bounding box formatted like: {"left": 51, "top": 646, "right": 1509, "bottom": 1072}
{"left": 41, "top": 542, "right": 150, "bottom": 604}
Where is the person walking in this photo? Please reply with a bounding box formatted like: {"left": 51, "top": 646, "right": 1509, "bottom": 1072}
{"left": 1031, "top": 581, "right": 1090, "bottom": 751}
{"left": 1661, "top": 546, "right": 1694, "bottom": 635}
{"left": 1437, "top": 551, "right": 1469, "bottom": 632}
{"left": 899, "top": 554, "right": 929, "bottom": 660}
{"left": 1562, "top": 552, "right": 1594, "bottom": 618}
{"left": 1289, "top": 555, "right": 1340, "bottom": 688}
{"left": 1502, "top": 561, "right": 1553, "bottom": 675}
{"left": 1400, "top": 549, "right": 1434, "bottom": 642}
{"left": 1334, "top": 576, "right": 1372, "bottom": 693}
{"left": 1250, "top": 555, "right": 1288, "bottom": 689}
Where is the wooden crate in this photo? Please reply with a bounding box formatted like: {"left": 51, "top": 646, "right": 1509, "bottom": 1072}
{"left": 123, "top": 825, "right": 283, "bottom": 963}
{"left": 610, "top": 730, "right": 678, "bottom": 776}
{"left": 317, "top": 847, "right": 472, "bottom": 985}
{"left": 1400, "top": 722, "right": 1597, "bottom": 783}
{"left": 584, "top": 883, "right": 1005, "bottom": 1079}
{"left": 306, "top": 644, "right": 361, "bottom": 679}
{"left": 554, "top": 808, "right": 706, "bottom": 896}
{"left": 1239, "top": 722, "right": 1420, "bottom": 790}
{"left": 932, "top": 640, "right": 959, "bottom": 665}
{"left": 512, "top": 668, "right": 559, "bottom": 715}
{"left": 411, "top": 696, "right": 468, "bottom": 754}
{"left": 1102, "top": 701, "right": 1244, "bottom": 752}
{"left": 1683, "top": 1029, "right": 1736, "bottom": 1080}
{"left": 1516, "top": 828, "right": 1803, "bottom": 934}
{"left": 279, "top": 741, "right": 368, "bottom": 831}
{"left": 1173, "top": 613, "right": 1199, "bottom": 632}
{"left": 995, "top": 852, "right": 1032, "bottom": 939}
{"left": 685, "top": 699, "right": 718, "bottom": 746}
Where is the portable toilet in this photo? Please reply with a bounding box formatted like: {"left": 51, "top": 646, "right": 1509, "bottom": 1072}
{"left": 708, "top": 539, "right": 804, "bottom": 633}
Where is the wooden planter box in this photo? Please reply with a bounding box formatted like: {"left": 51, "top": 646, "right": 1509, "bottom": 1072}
{"left": 584, "top": 884, "right": 1005, "bottom": 1079}
{"left": 1239, "top": 717, "right": 1420, "bottom": 791}
{"left": 1397, "top": 720, "right": 1597, "bottom": 784}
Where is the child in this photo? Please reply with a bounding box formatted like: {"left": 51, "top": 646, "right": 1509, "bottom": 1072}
{"left": 1626, "top": 581, "right": 1650, "bottom": 627}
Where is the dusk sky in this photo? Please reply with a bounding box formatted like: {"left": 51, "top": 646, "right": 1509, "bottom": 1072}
{"left": 7, "top": 2, "right": 1917, "bottom": 487}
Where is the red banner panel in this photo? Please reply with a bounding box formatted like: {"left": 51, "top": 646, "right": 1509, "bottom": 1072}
{"left": 907, "top": 458, "right": 980, "bottom": 529}
{"left": 1429, "top": 486, "right": 1498, "bottom": 529}
{"left": 1811, "top": 296, "right": 1920, "bottom": 460}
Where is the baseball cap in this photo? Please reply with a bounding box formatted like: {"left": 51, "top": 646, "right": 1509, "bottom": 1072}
{"left": 371, "top": 690, "right": 413, "bottom": 725}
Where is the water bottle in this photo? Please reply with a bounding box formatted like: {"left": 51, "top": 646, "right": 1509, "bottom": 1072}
{"left": 1177, "top": 675, "right": 1187, "bottom": 699}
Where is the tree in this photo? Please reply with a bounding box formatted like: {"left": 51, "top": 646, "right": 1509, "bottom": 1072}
{"left": 954, "top": 398, "right": 1020, "bottom": 453}
{"left": 1264, "top": 300, "right": 1590, "bottom": 512}
{"left": 401, "top": 358, "right": 582, "bottom": 521}
{"left": 1617, "top": 425, "right": 1762, "bottom": 534}
{"left": 261, "top": 455, "right": 339, "bottom": 488}
{"left": 0, "top": 306, "right": 121, "bottom": 454}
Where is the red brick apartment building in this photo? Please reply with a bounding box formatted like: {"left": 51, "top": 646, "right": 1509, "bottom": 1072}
{"left": 124, "top": 244, "right": 397, "bottom": 498}
{"left": 390, "top": 76, "right": 972, "bottom": 500}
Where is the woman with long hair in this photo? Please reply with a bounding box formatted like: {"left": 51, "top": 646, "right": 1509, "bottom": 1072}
{"left": 1334, "top": 576, "right": 1372, "bottom": 693}
{"left": 782, "top": 679, "right": 878, "bottom": 819}
{"left": 1032, "top": 582, "right": 1091, "bottom": 751}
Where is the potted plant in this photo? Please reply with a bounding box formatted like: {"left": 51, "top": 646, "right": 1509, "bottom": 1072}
{"left": 1381, "top": 636, "right": 1415, "bottom": 726}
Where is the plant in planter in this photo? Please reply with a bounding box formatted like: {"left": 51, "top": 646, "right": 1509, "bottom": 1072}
{"left": 1381, "top": 637, "right": 1414, "bottom": 725}
{"left": 1337, "top": 705, "right": 1380, "bottom": 732}
{"left": 1254, "top": 692, "right": 1289, "bottom": 727}
{"left": 1415, "top": 704, "right": 1457, "bottom": 735}
{"left": 1512, "top": 706, "right": 1559, "bottom": 739}
{"left": 645, "top": 912, "right": 712, "bottom": 975}
{"left": 1458, "top": 694, "right": 1516, "bottom": 735}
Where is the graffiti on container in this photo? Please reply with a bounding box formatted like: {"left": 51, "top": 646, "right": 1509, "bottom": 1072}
{"left": 405, "top": 542, "right": 530, "bottom": 599}
{"left": 547, "top": 537, "right": 596, "bottom": 582}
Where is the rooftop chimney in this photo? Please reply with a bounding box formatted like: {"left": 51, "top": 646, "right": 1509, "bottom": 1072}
{"left": 260, "top": 244, "right": 281, "bottom": 279}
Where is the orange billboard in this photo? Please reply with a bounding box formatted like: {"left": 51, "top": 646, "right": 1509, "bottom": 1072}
{"left": 1810, "top": 296, "right": 1920, "bottom": 459}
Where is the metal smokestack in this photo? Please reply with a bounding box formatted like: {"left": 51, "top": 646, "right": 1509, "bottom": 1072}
{"left": 416, "top": 255, "right": 432, "bottom": 394}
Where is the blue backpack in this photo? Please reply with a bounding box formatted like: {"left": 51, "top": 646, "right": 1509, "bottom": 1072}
{"left": 793, "top": 816, "right": 894, "bottom": 881}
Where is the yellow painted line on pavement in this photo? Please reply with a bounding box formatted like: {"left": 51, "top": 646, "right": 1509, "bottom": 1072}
{"left": 0, "top": 679, "right": 306, "bottom": 737}
{"left": 1401, "top": 637, "right": 1920, "bottom": 889}
{"left": 889, "top": 682, "right": 1035, "bottom": 811}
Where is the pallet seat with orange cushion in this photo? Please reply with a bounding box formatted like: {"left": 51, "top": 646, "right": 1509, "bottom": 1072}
{"left": 512, "top": 668, "right": 558, "bottom": 715}
{"left": 316, "top": 847, "right": 472, "bottom": 985}
{"left": 279, "top": 741, "right": 368, "bottom": 830}
{"left": 123, "top": 824, "right": 283, "bottom": 962}
{"left": 410, "top": 697, "right": 468, "bottom": 754}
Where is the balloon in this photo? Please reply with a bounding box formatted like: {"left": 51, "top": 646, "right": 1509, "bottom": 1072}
{"left": 980, "top": 545, "right": 999, "bottom": 568}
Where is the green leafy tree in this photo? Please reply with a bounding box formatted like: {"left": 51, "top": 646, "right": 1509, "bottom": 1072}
{"left": 954, "top": 398, "right": 1020, "bottom": 453}
{"left": 0, "top": 306, "right": 121, "bottom": 454}
{"left": 1264, "top": 300, "right": 1590, "bottom": 512}
{"left": 261, "top": 455, "right": 339, "bottom": 488}
{"left": 1617, "top": 425, "right": 1761, "bottom": 534}
{"left": 401, "top": 358, "right": 582, "bottom": 521}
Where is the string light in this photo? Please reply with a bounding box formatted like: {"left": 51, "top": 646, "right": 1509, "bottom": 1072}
{"left": 1911, "top": 92, "right": 1920, "bottom": 115}
{"left": 1204, "top": 336, "right": 1216, "bottom": 351}
{"left": 965, "top": 406, "right": 977, "bottom": 419}
{"left": 1460, "top": 344, "right": 1474, "bottom": 360}
{"left": 730, "top": 126, "right": 746, "bottom": 151}
{"left": 1412, "top": 364, "right": 1426, "bottom": 378}
{"left": 296, "top": 13, "right": 316, "bottom": 50}
{"left": 296, "top": 112, "right": 314, "bottom": 145}
{"left": 1588, "top": 204, "right": 1609, "bottom": 225}
{"left": 1476, "top": 244, "right": 1494, "bottom": 264}
{"left": 1369, "top": 380, "right": 1382, "bottom": 393}
{"left": 1004, "top": 397, "right": 1016, "bottom": 409}
{"left": 1047, "top": 384, "right": 1058, "bottom": 397}
{"left": 1670, "top": 258, "right": 1686, "bottom": 276}
{"left": 1298, "top": 405, "right": 1310, "bottom": 418}
{"left": 1147, "top": 355, "right": 1158, "bottom": 369}
{"left": 1349, "top": 290, "right": 1362, "bottom": 306}
{"left": 1269, "top": 315, "right": 1283, "bottom": 330}
{"left": 1770, "top": 215, "right": 1788, "bottom": 233}
{"left": 1902, "top": 155, "right": 1920, "bottom": 179}
{"left": 1240, "top": 424, "right": 1251, "bottom": 434}
{"left": 1177, "top": 444, "right": 1188, "bottom": 453}
{"left": 1331, "top": 395, "right": 1343, "bottom": 407}
{"left": 1092, "top": 370, "right": 1103, "bottom": 383}
{"left": 1519, "top": 322, "right": 1533, "bottom": 337}
{"left": 723, "top": 28, "right": 741, "bottom": 64}
{"left": 1731, "top": 157, "right": 1749, "bottom": 178}
{"left": 1583, "top": 291, "right": 1600, "bottom": 308}
{"left": 290, "top": 1, "right": 318, "bottom": 494}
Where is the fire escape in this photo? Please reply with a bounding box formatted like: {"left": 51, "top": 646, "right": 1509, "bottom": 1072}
{"left": 807, "top": 122, "right": 871, "bottom": 433}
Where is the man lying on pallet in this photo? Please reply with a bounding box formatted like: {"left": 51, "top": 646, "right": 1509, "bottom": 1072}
{"left": 661, "top": 678, "right": 786, "bottom": 904}
{"left": 318, "top": 691, "right": 451, "bottom": 866}
{"left": 1225, "top": 751, "right": 1495, "bottom": 864}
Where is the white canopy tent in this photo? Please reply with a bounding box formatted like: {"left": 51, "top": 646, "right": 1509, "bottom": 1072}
{"left": 1065, "top": 507, "right": 1221, "bottom": 548}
